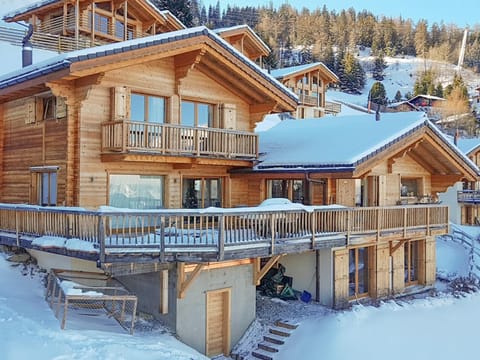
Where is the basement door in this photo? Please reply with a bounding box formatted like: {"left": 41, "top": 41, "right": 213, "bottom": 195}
{"left": 205, "top": 288, "right": 231, "bottom": 357}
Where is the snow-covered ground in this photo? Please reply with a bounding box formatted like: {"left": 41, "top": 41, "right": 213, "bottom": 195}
{"left": 1, "top": 226, "right": 479, "bottom": 360}
{"left": 0, "top": 250, "right": 207, "bottom": 360}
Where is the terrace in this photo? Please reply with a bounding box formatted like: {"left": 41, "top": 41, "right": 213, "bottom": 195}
{"left": 0, "top": 204, "right": 449, "bottom": 267}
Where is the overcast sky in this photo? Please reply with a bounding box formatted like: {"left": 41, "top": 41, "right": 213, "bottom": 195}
{"left": 201, "top": 0, "right": 478, "bottom": 28}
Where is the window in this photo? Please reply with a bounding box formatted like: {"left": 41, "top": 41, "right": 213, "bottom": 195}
{"left": 109, "top": 175, "right": 164, "bottom": 209}
{"left": 30, "top": 167, "right": 58, "bottom": 206}
{"left": 400, "top": 178, "right": 419, "bottom": 197}
{"left": 349, "top": 247, "right": 369, "bottom": 299}
{"left": 182, "top": 178, "right": 222, "bottom": 209}
{"left": 404, "top": 241, "right": 419, "bottom": 285}
{"left": 266, "top": 179, "right": 307, "bottom": 204}
{"left": 131, "top": 93, "right": 165, "bottom": 123}
{"left": 181, "top": 101, "right": 213, "bottom": 128}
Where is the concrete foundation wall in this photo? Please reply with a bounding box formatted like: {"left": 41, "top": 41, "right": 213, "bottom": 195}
{"left": 27, "top": 250, "right": 102, "bottom": 273}
{"left": 281, "top": 252, "right": 316, "bottom": 298}
{"left": 116, "top": 265, "right": 177, "bottom": 329}
{"left": 176, "top": 264, "right": 255, "bottom": 355}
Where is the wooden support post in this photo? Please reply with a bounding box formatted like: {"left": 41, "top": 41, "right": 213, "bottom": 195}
{"left": 123, "top": 0, "right": 128, "bottom": 41}
{"left": 98, "top": 215, "right": 105, "bottom": 264}
{"left": 61, "top": 299, "right": 68, "bottom": 329}
{"left": 90, "top": 0, "right": 95, "bottom": 46}
{"left": 159, "top": 217, "right": 165, "bottom": 263}
{"left": 218, "top": 215, "right": 225, "bottom": 261}
{"left": 376, "top": 208, "right": 381, "bottom": 241}
{"left": 311, "top": 211, "right": 316, "bottom": 249}
{"left": 270, "top": 215, "right": 275, "bottom": 254}
{"left": 15, "top": 211, "right": 19, "bottom": 247}
{"left": 390, "top": 239, "right": 408, "bottom": 255}
{"left": 160, "top": 269, "right": 168, "bottom": 314}
{"left": 75, "top": 0, "right": 80, "bottom": 48}
{"left": 130, "top": 299, "right": 137, "bottom": 335}
{"left": 252, "top": 258, "right": 261, "bottom": 285}
{"left": 62, "top": 2, "right": 68, "bottom": 36}
{"left": 403, "top": 207, "right": 407, "bottom": 238}
{"left": 426, "top": 207, "right": 430, "bottom": 235}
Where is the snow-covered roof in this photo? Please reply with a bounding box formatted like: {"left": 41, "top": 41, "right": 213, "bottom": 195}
{"left": 214, "top": 24, "right": 270, "bottom": 53}
{"left": 255, "top": 112, "right": 479, "bottom": 174}
{"left": 410, "top": 94, "right": 446, "bottom": 101}
{"left": 2, "top": 0, "right": 58, "bottom": 20}
{"left": 0, "top": 26, "right": 297, "bottom": 103}
{"left": 387, "top": 100, "right": 420, "bottom": 111}
{"left": 270, "top": 62, "right": 338, "bottom": 83}
{"left": 455, "top": 137, "right": 480, "bottom": 155}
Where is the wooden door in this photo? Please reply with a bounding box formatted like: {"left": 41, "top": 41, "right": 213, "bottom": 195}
{"left": 205, "top": 288, "right": 231, "bottom": 357}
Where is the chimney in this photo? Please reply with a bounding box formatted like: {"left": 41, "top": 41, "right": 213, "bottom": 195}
{"left": 375, "top": 105, "right": 381, "bottom": 121}
{"left": 22, "top": 24, "right": 34, "bottom": 68}
{"left": 454, "top": 129, "right": 459, "bottom": 145}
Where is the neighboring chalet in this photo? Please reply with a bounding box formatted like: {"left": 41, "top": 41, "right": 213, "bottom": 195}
{"left": 232, "top": 112, "right": 479, "bottom": 307}
{"left": 440, "top": 137, "right": 480, "bottom": 225}
{"left": 3, "top": 0, "right": 185, "bottom": 52}
{"left": 0, "top": 1, "right": 478, "bottom": 358}
{"left": 214, "top": 25, "right": 270, "bottom": 66}
{"left": 388, "top": 94, "right": 445, "bottom": 122}
{"left": 270, "top": 62, "right": 341, "bottom": 118}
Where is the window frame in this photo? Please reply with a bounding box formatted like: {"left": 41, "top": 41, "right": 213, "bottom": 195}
{"left": 404, "top": 240, "right": 419, "bottom": 286}
{"left": 130, "top": 92, "right": 167, "bottom": 123}
{"left": 182, "top": 177, "right": 223, "bottom": 209}
{"left": 108, "top": 173, "right": 165, "bottom": 210}
{"left": 181, "top": 100, "right": 215, "bottom": 128}
{"left": 348, "top": 246, "right": 370, "bottom": 300}
{"left": 30, "top": 166, "right": 59, "bottom": 206}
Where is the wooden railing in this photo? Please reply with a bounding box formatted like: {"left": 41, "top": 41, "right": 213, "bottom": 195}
{"left": 457, "top": 190, "right": 480, "bottom": 203}
{"left": 0, "top": 204, "right": 449, "bottom": 263}
{"left": 324, "top": 101, "right": 342, "bottom": 114}
{"left": 101, "top": 121, "right": 259, "bottom": 160}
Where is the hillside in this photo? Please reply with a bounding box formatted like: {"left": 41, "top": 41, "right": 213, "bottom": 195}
{"left": 327, "top": 47, "right": 480, "bottom": 112}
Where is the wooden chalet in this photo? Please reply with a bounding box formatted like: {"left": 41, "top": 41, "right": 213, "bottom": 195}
{"left": 3, "top": 0, "right": 185, "bottom": 52}
{"left": 232, "top": 112, "right": 479, "bottom": 307}
{"left": 214, "top": 25, "right": 270, "bottom": 65}
{"left": 0, "top": 1, "right": 477, "bottom": 357}
{"left": 270, "top": 62, "right": 341, "bottom": 118}
{"left": 444, "top": 137, "right": 480, "bottom": 225}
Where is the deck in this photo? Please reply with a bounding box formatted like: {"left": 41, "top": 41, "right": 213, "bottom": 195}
{"left": 0, "top": 204, "right": 449, "bottom": 264}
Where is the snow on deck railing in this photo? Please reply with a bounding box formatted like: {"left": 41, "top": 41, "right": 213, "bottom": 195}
{"left": 0, "top": 203, "right": 449, "bottom": 261}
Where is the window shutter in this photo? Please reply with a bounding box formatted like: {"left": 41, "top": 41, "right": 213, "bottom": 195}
{"left": 111, "top": 86, "right": 130, "bottom": 120}
{"left": 25, "top": 97, "right": 36, "bottom": 124}
{"left": 55, "top": 96, "right": 67, "bottom": 118}
{"left": 220, "top": 103, "right": 236, "bottom": 129}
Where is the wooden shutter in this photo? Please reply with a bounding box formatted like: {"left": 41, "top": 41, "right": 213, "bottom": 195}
{"left": 25, "top": 97, "right": 36, "bottom": 124}
{"left": 55, "top": 97, "right": 67, "bottom": 118}
{"left": 111, "top": 86, "right": 130, "bottom": 120}
{"left": 220, "top": 104, "right": 236, "bottom": 129}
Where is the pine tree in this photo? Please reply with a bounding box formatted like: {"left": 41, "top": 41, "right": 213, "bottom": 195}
{"left": 394, "top": 90, "right": 402, "bottom": 102}
{"left": 151, "top": 0, "right": 194, "bottom": 27}
{"left": 372, "top": 53, "right": 387, "bottom": 81}
{"left": 338, "top": 52, "right": 365, "bottom": 94}
{"left": 369, "top": 82, "right": 387, "bottom": 106}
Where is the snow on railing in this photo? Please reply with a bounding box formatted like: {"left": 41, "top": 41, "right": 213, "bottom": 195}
{"left": 0, "top": 203, "right": 449, "bottom": 262}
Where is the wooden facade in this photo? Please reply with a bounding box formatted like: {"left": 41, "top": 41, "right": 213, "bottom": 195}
{"left": 4, "top": 0, "right": 184, "bottom": 52}
{"left": 1, "top": 2, "right": 478, "bottom": 356}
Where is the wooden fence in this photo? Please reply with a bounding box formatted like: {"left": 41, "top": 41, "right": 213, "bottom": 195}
{"left": 0, "top": 204, "right": 449, "bottom": 262}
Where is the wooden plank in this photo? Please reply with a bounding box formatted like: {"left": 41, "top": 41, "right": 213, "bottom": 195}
{"left": 333, "top": 248, "right": 349, "bottom": 308}
{"left": 205, "top": 288, "right": 231, "bottom": 357}
{"left": 160, "top": 269, "right": 168, "bottom": 314}
{"left": 178, "top": 263, "right": 203, "bottom": 299}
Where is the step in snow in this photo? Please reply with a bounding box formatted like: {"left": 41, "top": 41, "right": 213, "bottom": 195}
{"left": 274, "top": 319, "right": 299, "bottom": 330}
{"left": 258, "top": 341, "right": 279, "bottom": 353}
{"left": 269, "top": 326, "right": 292, "bottom": 337}
{"left": 252, "top": 347, "right": 274, "bottom": 360}
{"left": 263, "top": 333, "right": 286, "bottom": 345}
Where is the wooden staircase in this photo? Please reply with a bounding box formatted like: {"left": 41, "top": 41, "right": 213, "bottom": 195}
{"left": 250, "top": 320, "right": 298, "bottom": 360}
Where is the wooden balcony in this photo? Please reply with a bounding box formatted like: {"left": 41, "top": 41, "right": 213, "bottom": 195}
{"left": 457, "top": 190, "right": 480, "bottom": 204}
{"left": 0, "top": 204, "right": 449, "bottom": 265}
{"left": 101, "top": 121, "right": 259, "bottom": 161}
{"left": 297, "top": 95, "right": 342, "bottom": 114}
